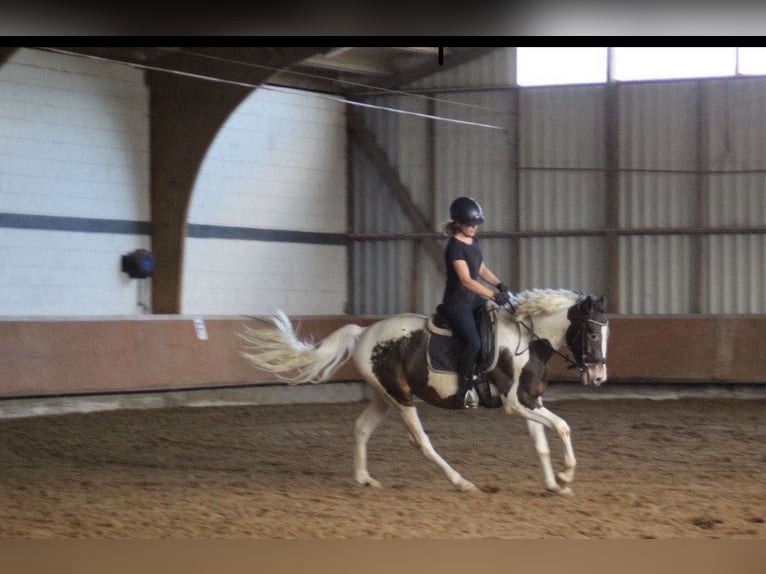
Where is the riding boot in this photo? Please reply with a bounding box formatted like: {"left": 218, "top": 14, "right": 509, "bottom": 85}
{"left": 456, "top": 347, "right": 479, "bottom": 409}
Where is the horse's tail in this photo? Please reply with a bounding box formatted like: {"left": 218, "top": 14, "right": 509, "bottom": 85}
{"left": 238, "top": 310, "right": 366, "bottom": 384}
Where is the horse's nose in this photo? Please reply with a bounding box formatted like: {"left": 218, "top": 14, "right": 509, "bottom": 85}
{"left": 591, "top": 364, "right": 607, "bottom": 386}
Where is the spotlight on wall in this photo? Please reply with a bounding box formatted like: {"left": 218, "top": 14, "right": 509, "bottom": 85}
{"left": 121, "top": 249, "right": 155, "bottom": 279}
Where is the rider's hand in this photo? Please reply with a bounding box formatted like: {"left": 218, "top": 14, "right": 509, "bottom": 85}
{"left": 493, "top": 291, "right": 510, "bottom": 306}
{"left": 496, "top": 282, "right": 508, "bottom": 294}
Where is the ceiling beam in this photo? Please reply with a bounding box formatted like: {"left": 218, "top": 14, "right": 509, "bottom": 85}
{"left": 36, "top": 47, "right": 326, "bottom": 87}
{"left": 347, "top": 108, "right": 445, "bottom": 274}
{"left": 348, "top": 47, "right": 500, "bottom": 94}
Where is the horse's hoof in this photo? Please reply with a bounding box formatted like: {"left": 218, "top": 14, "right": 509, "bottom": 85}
{"left": 545, "top": 485, "right": 574, "bottom": 496}
{"left": 557, "top": 470, "right": 575, "bottom": 484}
{"left": 356, "top": 476, "right": 383, "bottom": 488}
{"left": 455, "top": 480, "right": 479, "bottom": 493}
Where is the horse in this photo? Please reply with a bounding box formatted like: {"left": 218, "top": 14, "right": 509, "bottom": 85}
{"left": 239, "top": 288, "right": 608, "bottom": 495}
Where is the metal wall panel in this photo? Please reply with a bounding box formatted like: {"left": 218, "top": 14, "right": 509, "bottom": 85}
{"left": 616, "top": 82, "right": 700, "bottom": 314}
{"left": 520, "top": 85, "right": 606, "bottom": 170}
{"left": 520, "top": 236, "right": 609, "bottom": 295}
{"left": 619, "top": 235, "right": 693, "bottom": 314}
{"left": 433, "top": 90, "right": 516, "bottom": 312}
{"left": 350, "top": 61, "right": 766, "bottom": 316}
{"left": 701, "top": 77, "right": 766, "bottom": 313}
{"left": 351, "top": 88, "right": 517, "bottom": 315}
{"left": 704, "top": 234, "right": 766, "bottom": 314}
{"left": 517, "top": 85, "right": 608, "bottom": 296}
{"left": 615, "top": 78, "right": 766, "bottom": 314}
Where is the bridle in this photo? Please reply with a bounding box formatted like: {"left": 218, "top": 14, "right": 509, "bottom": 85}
{"left": 497, "top": 298, "right": 608, "bottom": 376}
{"left": 565, "top": 315, "right": 609, "bottom": 372}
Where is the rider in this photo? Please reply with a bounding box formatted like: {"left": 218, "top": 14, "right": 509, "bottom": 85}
{"left": 439, "top": 196, "right": 511, "bottom": 408}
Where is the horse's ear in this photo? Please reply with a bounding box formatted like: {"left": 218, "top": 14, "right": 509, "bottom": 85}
{"left": 569, "top": 295, "right": 592, "bottom": 321}
{"left": 596, "top": 294, "right": 607, "bottom": 312}
{"left": 581, "top": 296, "right": 594, "bottom": 313}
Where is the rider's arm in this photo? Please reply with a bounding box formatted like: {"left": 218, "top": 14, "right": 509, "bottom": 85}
{"left": 453, "top": 260, "right": 496, "bottom": 299}
{"left": 478, "top": 263, "right": 503, "bottom": 290}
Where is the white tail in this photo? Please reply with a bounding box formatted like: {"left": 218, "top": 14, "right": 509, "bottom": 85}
{"left": 239, "top": 310, "right": 365, "bottom": 384}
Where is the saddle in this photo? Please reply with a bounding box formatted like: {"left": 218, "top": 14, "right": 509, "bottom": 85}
{"left": 426, "top": 301, "right": 499, "bottom": 375}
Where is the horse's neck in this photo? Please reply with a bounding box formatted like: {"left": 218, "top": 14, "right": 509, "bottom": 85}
{"left": 520, "top": 309, "right": 569, "bottom": 349}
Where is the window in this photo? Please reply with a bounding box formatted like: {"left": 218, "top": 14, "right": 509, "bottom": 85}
{"left": 738, "top": 47, "right": 766, "bottom": 75}
{"left": 517, "top": 47, "right": 765, "bottom": 86}
{"left": 611, "top": 47, "right": 736, "bottom": 81}
{"left": 517, "top": 47, "right": 607, "bottom": 86}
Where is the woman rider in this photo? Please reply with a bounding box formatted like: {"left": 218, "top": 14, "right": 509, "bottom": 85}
{"left": 439, "top": 196, "right": 510, "bottom": 408}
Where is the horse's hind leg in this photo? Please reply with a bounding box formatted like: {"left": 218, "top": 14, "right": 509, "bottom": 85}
{"left": 398, "top": 406, "right": 479, "bottom": 493}
{"left": 353, "top": 390, "right": 390, "bottom": 488}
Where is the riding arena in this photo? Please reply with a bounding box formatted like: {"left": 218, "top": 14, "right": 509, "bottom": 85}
{"left": 1, "top": 47, "right": 764, "bottom": 543}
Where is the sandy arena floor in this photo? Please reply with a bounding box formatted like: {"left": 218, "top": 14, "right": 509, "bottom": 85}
{"left": 0, "top": 398, "right": 763, "bottom": 538}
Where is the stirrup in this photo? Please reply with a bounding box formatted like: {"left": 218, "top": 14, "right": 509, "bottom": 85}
{"left": 474, "top": 376, "right": 495, "bottom": 408}
{"left": 463, "top": 388, "right": 479, "bottom": 409}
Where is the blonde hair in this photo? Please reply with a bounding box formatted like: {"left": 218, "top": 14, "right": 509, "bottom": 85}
{"left": 441, "top": 220, "right": 460, "bottom": 237}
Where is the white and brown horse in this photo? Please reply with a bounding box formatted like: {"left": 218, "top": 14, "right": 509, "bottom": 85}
{"left": 239, "top": 289, "right": 608, "bottom": 495}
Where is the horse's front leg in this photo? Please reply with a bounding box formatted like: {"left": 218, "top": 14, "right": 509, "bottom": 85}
{"left": 506, "top": 394, "right": 575, "bottom": 495}
{"left": 535, "top": 405, "right": 577, "bottom": 485}
{"left": 526, "top": 418, "right": 574, "bottom": 495}
{"left": 398, "top": 406, "right": 479, "bottom": 493}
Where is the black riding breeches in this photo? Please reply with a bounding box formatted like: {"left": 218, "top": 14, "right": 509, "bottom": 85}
{"left": 439, "top": 299, "right": 484, "bottom": 378}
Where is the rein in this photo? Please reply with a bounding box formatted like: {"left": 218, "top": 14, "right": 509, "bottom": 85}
{"left": 514, "top": 317, "right": 581, "bottom": 370}
{"left": 498, "top": 302, "right": 605, "bottom": 374}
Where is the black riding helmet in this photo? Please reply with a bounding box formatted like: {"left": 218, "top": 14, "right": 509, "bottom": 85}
{"left": 449, "top": 196, "right": 485, "bottom": 226}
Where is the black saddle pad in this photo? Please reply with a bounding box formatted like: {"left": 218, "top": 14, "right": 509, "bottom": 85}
{"left": 427, "top": 332, "right": 463, "bottom": 373}
{"left": 427, "top": 304, "right": 497, "bottom": 374}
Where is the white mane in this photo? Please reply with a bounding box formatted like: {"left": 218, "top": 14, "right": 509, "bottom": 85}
{"left": 511, "top": 288, "right": 582, "bottom": 321}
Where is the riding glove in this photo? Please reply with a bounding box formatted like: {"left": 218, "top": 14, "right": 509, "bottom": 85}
{"left": 493, "top": 291, "right": 511, "bottom": 306}
{"left": 495, "top": 282, "right": 509, "bottom": 294}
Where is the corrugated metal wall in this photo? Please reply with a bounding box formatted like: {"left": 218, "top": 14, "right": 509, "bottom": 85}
{"left": 617, "top": 81, "right": 699, "bottom": 314}
{"left": 518, "top": 85, "right": 608, "bottom": 296}
{"left": 349, "top": 49, "right": 766, "bottom": 316}
{"left": 702, "top": 78, "right": 766, "bottom": 314}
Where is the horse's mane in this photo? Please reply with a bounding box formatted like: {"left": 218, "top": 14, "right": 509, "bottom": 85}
{"left": 511, "top": 288, "right": 583, "bottom": 320}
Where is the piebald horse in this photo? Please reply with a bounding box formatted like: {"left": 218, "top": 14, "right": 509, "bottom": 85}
{"left": 239, "top": 289, "right": 608, "bottom": 495}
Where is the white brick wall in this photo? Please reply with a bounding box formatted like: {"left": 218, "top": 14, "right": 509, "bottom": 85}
{"left": 188, "top": 87, "right": 346, "bottom": 231}
{"left": 1, "top": 50, "right": 348, "bottom": 317}
{"left": 0, "top": 49, "right": 150, "bottom": 221}
{"left": 0, "top": 49, "right": 151, "bottom": 316}
{"left": 0, "top": 229, "right": 152, "bottom": 316}
{"left": 182, "top": 239, "right": 346, "bottom": 315}
{"left": 182, "top": 87, "right": 348, "bottom": 315}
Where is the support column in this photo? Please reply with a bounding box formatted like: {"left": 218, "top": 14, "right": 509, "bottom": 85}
{"left": 604, "top": 82, "right": 621, "bottom": 312}
{"left": 146, "top": 72, "right": 251, "bottom": 313}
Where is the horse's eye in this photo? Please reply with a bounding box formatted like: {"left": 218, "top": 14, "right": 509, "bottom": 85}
{"left": 588, "top": 333, "right": 599, "bottom": 341}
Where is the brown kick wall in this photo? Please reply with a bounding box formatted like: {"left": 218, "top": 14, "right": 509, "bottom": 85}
{"left": 0, "top": 315, "right": 764, "bottom": 398}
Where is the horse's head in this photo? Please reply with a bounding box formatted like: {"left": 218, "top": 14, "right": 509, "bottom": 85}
{"left": 565, "top": 295, "right": 609, "bottom": 386}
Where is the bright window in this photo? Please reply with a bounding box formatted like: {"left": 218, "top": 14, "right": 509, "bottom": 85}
{"left": 516, "top": 47, "right": 765, "bottom": 86}
{"left": 738, "top": 47, "right": 766, "bottom": 75}
{"left": 517, "top": 47, "right": 607, "bottom": 86}
{"left": 611, "top": 47, "right": 736, "bottom": 81}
